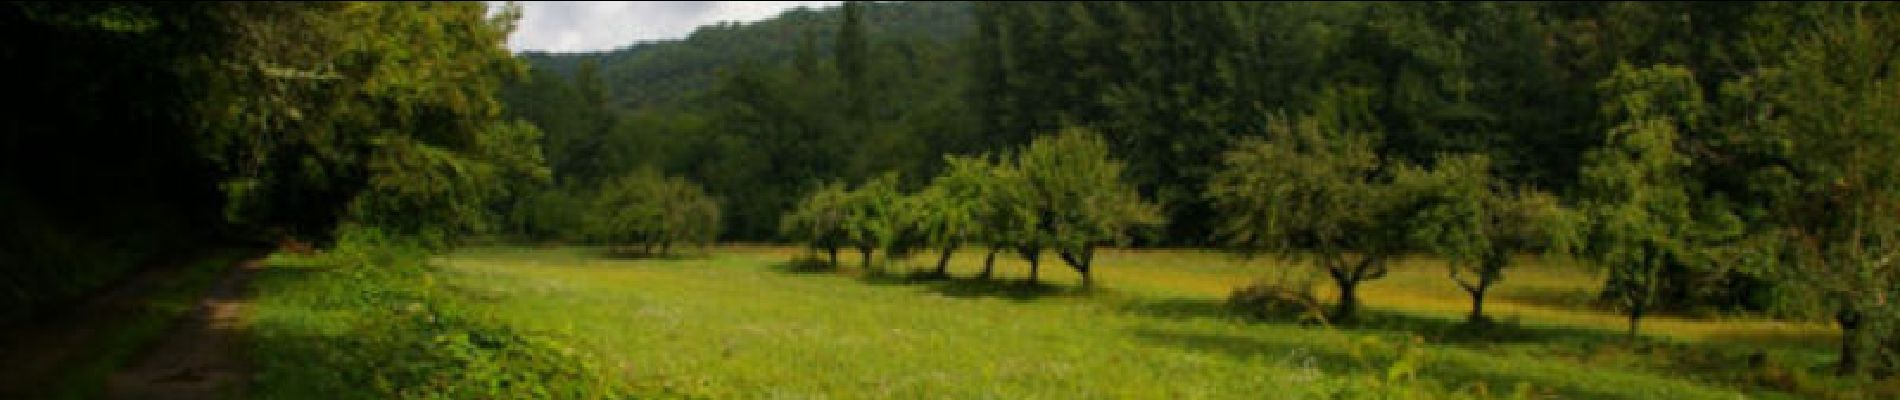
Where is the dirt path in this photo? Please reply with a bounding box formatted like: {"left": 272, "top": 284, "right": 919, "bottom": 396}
{"left": 101, "top": 258, "right": 260, "bottom": 399}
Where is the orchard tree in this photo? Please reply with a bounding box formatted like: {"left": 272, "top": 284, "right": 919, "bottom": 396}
{"left": 782, "top": 182, "right": 852, "bottom": 267}
{"left": 1014, "top": 128, "right": 1164, "bottom": 287}
{"left": 965, "top": 154, "right": 1040, "bottom": 280}
{"left": 1401, "top": 154, "right": 1581, "bottom": 325}
{"left": 1579, "top": 63, "right": 1741, "bottom": 340}
{"left": 1206, "top": 110, "right": 1414, "bottom": 322}
{"left": 840, "top": 173, "right": 909, "bottom": 272}
{"left": 912, "top": 155, "right": 995, "bottom": 276}
{"left": 587, "top": 169, "right": 721, "bottom": 256}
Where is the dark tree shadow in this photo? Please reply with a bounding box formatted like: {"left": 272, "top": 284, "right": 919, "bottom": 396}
{"left": 1128, "top": 326, "right": 1715, "bottom": 399}
{"left": 768, "top": 258, "right": 838, "bottom": 274}
{"left": 919, "top": 277, "right": 1074, "bottom": 302}
{"left": 1116, "top": 297, "right": 1242, "bottom": 321}
{"left": 594, "top": 248, "right": 711, "bottom": 261}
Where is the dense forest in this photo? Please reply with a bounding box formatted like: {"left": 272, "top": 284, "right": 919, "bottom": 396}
{"left": 3, "top": 1, "right": 1899, "bottom": 397}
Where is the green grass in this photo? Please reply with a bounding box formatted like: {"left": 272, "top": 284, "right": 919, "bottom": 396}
{"left": 416, "top": 245, "right": 1867, "bottom": 399}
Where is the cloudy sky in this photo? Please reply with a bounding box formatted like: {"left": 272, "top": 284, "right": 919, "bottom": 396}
{"left": 492, "top": 1, "right": 842, "bottom": 53}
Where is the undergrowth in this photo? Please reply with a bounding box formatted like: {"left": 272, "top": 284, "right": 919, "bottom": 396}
{"left": 247, "top": 228, "right": 628, "bottom": 399}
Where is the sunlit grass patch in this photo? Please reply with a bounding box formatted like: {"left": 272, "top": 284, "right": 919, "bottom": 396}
{"left": 421, "top": 245, "right": 1849, "bottom": 398}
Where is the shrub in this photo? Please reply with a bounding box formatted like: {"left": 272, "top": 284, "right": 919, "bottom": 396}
{"left": 1227, "top": 281, "right": 1325, "bottom": 325}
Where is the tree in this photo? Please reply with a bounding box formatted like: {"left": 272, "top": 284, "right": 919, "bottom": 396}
{"left": 912, "top": 155, "right": 994, "bottom": 276}
{"left": 1727, "top": 3, "right": 1900, "bottom": 375}
{"left": 588, "top": 169, "right": 721, "bottom": 256}
{"left": 1401, "top": 154, "right": 1581, "bottom": 324}
{"left": 836, "top": 1, "right": 869, "bottom": 121}
{"left": 1013, "top": 128, "right": 1164, "bottom": 287}
{"left": 782, "top": 182, "right": 853, "bottom": 267}
{"left": 840, "top": 173, "right": 908, "bottom": 272}
{"left": 1579, "top": 63, "right": 1740, "bottom": 340}
{"left": 1206, "top": 109, "right": 1413, "bottom": 322}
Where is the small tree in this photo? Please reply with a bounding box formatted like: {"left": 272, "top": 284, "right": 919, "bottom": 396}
{"left": 589, "top": 168, "right": 721, "bottom": 256}
{"left": 781, "top": 182, "right": 852, "bottom": 267}
{"left": 976, "top": 155, "right": 1047, "bottom": 282}
{"left": 1014, "top": 128, "right": 1164, "bottom": 287}
{"left": 1206, "top": 112, "right": 1413, "bottom": 322}
{"left": 840, "top": 173, "right": 908, "bottom": 272}
{"left": 1401, "top": 154, "right": 1581, "bottom": 325}
{"left": 912, "top": 155, "right": 994, "bottom": 276}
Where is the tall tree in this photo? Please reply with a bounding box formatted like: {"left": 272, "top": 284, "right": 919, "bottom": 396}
{"left": 836, "top": 1, "right": 869, "bottom": 121}
{"left": 1579, "top": 63, "right": 1740, "bottom": 340}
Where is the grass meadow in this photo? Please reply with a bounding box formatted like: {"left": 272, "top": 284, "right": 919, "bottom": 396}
{"left": 242, "top": 244, "right": 1871, "bottom": 399}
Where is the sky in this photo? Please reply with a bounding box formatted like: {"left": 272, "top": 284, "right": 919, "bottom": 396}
{"left": 491, "top": 1, "right": 843, "bottom": 53}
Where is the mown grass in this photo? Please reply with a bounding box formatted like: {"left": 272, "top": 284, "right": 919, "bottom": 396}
{"left": 425, "top": 245, "right": 1881, "bottom": 399}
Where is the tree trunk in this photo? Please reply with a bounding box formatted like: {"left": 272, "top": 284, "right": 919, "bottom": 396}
{"left": 1058, "top": 248, "right": 1093, "bottom": 288}
{"left": 1333, "top": 278, "right": 1359, "bottom": 322}
{"left": 1837, "top": 308, "right": 1864, "bottom": 375}
{"left": 1078, "top": 262, "right": 1091, "bottom": 287}
{"left": 934, "top": 246, "right": 954, "bottom": 276}
{"left": 827, "top": 246, "right": 839, "bottom": 268}
{"left": 1467, "top": 285, "right": 1488, "bottom": 325}
{"left": 1626, "top": 302, "right": 1644, "bottom": 341}
{"left": 981, "top": 248, "right": 998, "bottom": 279}
{"left": 1024, "top": 250, "right": 1041, "bottom": 284}
{"left": 1326, "top": 259, "right": 1360, "bottom": 322}
{"left": 860, "top": 246, "right": 874, "bottom": 271}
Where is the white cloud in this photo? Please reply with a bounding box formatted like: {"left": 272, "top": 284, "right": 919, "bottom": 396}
{"left": 490, "top": 1, "right": 842, "bottom": 53}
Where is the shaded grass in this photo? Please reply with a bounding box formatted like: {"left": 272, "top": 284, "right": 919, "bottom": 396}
{"left": 0, "top": 248, "right": 253, "bottom": 400}
{"left": 244, "top": 242, "right": 628, "bottom": 399}
{"left": 432, "top": 245, "right": 1843, "bottom": 398}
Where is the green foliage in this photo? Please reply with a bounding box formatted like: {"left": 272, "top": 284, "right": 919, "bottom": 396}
{"left": 1580, "top": 63, "right": 1742, "bottom": 339}
{"left": 586, "top": 169, "right": 721, "bottom": 256}
{"left": 195, "top": 2, "right": 537, "bottom": 241}
{"left": 838, "top": 173, "right": 914, "bottom": 271}
{"left": 1012, "top": 128, "right": 1165, "bottom": 286}
{"left": 907, "top": 155, "right": 997, "bottom": 273}
{"left": 0, "top": 1, "right": 539, "bottom": 323}
{"left": 1399, "top": 154, "right": 1582, "bottom": 323}
{"left": 782, "top": 182, "right": 854, "bottom": 266}
{"left": 1721, "top": 2, "right": 1900, "bottom": 375}
{"left": 248, "top": 227, "right": 627, "bottom": 398}
{"left": 1206, "top": 111, "right": 1411, "bottom": 321}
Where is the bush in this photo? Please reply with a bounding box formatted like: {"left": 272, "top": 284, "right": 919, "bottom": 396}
{"left": 1227, "top": 281, "right": 1325, "bottom": 325}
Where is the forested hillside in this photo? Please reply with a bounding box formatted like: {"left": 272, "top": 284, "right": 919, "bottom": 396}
{"left": 504, "top": 1, "right": 978, "bottom": 239}
{"left": 504, "top": 1, "right": 1801, "bottom": 244}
